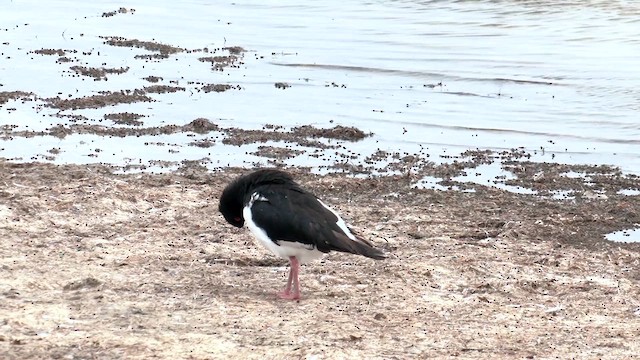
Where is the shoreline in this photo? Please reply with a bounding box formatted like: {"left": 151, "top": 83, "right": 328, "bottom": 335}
{"left": 1, "top": 4, "right": 639, "bottom": 357}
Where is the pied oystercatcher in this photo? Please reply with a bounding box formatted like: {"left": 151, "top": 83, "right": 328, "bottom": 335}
{"left": 218, "top": 169, "right": 385, "bottom": 300}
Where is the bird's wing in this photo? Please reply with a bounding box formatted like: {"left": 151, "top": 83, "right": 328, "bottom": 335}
{"left": 249, "top": 186, "right": 385, "bottom": 259}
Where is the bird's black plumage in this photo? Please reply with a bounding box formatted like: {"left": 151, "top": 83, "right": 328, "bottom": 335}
{"left": 218, "top": 169, "right": 385, "bottom": 260}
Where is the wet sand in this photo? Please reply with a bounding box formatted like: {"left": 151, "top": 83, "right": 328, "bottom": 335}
{"left": 1, "top": 160, "right": 639, "bottom": 359}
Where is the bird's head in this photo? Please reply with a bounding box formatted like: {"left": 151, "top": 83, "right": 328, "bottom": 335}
{"left": 219, "top": 169, "right": 295, "bottom": 228}
{"left": 218, "top": 180, "right": 246, "bottom": 227}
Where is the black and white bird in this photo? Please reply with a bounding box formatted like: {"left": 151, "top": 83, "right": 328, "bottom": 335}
{"left": 218, "top": 169, "right": 385, "bottom": 300}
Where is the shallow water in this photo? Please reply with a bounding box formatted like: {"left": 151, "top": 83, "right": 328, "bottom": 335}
{"left": 1, "top": 0, "right": 639, "bottom": 173}
{"left": 606, "top": 227, "right": 640, "bottom": 243}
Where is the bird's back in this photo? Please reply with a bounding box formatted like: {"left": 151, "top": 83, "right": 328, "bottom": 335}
{"left": 249, "top": 181, "right": 385, "bottom": 260}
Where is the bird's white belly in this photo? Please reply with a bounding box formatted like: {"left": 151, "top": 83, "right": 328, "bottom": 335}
{"left": 243, "top": 204, "right": 324, "bottom": 264}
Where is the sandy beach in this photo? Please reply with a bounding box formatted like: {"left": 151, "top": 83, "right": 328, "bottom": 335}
{"left": 1, "top": 159, "right": 639, "bottom": 359}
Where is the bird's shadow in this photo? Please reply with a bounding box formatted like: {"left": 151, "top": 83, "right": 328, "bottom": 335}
{"left": 200, "top": 255, "right": 322, "bottom": 302}
{"left": 203, "top": 255, "right": 286, "bottom": 267}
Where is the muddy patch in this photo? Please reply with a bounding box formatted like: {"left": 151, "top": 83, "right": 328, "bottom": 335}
{"left": 221, "top": 125, "right": 369, "bottom": 149}
{"left": 101, "top": 36, "right": 184, "bottom": 57}
{"left": 44, "top": 89, "right": 154, "bottom": 110}
{"left": 250, "top": 145, "right": 304, "bottom": 160}
{"left": 104, "top": 112, "right": 146, "bottom": 126}
{"left": 143, "top": 85, "right": 186, "bottom": 94}
{"left": 30, "top": 48, "right": 67, "bottom": 56}
{"left": 69, "top": 65, "right": 129, "bottom": 80}
{"left": 0, "top": 91, "right": 34, "bottom": 104}
{"left": 199, "top": 84, "right": 242, "bottom": 93}
{"left": 143, "top": 76, "right": 163, "bottom": 83}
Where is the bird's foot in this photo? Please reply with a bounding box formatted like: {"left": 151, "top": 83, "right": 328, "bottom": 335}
{"left": 277, "top": 290, "right": 300, "bottom": 300}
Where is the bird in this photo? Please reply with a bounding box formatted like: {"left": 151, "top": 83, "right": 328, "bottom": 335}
{"left": 218, "top": 169, "right": 385, "bottom": 300}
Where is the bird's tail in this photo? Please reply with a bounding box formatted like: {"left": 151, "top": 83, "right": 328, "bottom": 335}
{"left": 331, "top": 230, "right": 386, "bottom": 260}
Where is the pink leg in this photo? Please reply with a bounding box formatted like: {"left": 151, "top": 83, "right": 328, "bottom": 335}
{"left": 282, "top": 266, "right": 294, "bottom": 293}
{"left": 278, "top": 256, "right": 301, "bottom": 300}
